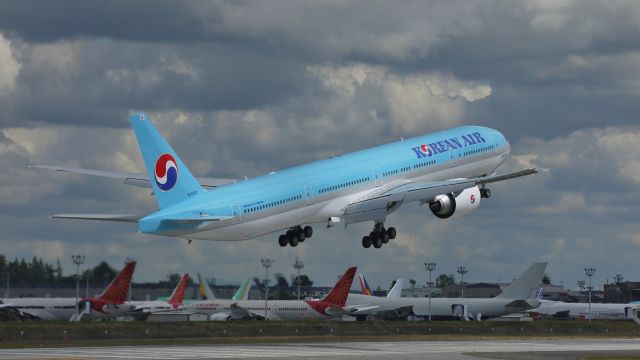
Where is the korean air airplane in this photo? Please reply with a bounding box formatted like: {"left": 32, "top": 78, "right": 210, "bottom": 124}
{"left": 34, "top": 113, "right": 536, "bottom": 248}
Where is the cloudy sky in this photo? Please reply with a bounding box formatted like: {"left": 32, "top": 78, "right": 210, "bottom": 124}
{"left": 1, "top": 0, "right": 639, "bottom": 291}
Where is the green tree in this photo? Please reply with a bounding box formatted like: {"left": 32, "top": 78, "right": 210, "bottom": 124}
{"left": 542, "top": 273, "right": 551, "bottom": 285}
{"left": 92, "top": 261, "right": 117, "bottom": 285}
{"left": 435, "top": 274, "right": 455, "bottom": 288}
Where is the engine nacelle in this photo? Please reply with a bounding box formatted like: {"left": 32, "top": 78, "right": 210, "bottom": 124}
{"left": 209, "top": 313, "right": 232, "bottom": 321}
{"left": 429, "top": 186, "right": 481, "bottom": 219}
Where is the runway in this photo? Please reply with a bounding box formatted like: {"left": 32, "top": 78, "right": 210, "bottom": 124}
{"left": 1, "top": 339, "right": 639, "bottom": 360}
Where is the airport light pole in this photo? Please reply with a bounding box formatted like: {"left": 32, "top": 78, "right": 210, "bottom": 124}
{"left": 614, "top": 274, "right": 624, "bottom": 303}
{"left": 585, "top": 267, "right": 595, "bottom": 322}
{"left": 293, "top": 257, "right": 304, "bottom": 300}
{"left": 4, "top": 267, "right": 13, "bottom": 298}
{"left": 457, "top": 266, "right": 468, "bottom": 298}
{"left": 71, "top": 254, "right": 85, "bottom": 315}
{"left": 261, "top": 258, "right": 273, "bottom": 320}
{"left": 425, "top": 262, "right": 436, "bottom": 321}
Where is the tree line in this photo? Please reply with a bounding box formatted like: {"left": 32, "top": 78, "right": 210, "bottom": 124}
{"left": 0, "top": 254, "right": 117, "bottom": 287}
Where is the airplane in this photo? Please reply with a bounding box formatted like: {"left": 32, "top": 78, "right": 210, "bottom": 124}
{"left": 125, "top": 273, "right": 190, "bottom": 315}
{"left": 528, "top": 289, "right": 640, "bottom": 321}
{"left": 170, "top": 275, "right": 251, "bottom": 302}
{"left": 34, "top": 113, "right": 537, "bottom": 248}
{"left": 179, "top": 266, "right": 370, "bottom": 320}
{"left": 346, "top": 262, "right": 547, "bottom": 321}
{"left": 0, "top": 260, "right": 136, "bottom": 321}
{"left": 358, "top": 273, "right": 403, "bottom": 298}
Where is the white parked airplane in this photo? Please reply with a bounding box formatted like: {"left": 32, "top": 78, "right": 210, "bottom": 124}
{"left": 35, "top": 113, "right": 536, "bottom": 248}
{"left": 180, "top": 267, "right": 370, "bottom": 320}
{"left": 1, "top": 261, "right": 136, "bottom": 321}
{"left": 346, "top": 262, "right": 547, "bottom": 321}
{"left": 528, "top": 291, "right": 640, "bottom": 321}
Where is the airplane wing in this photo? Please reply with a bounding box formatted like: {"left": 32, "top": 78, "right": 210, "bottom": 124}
{"left": 29, "top": 164, "right": 236, "bottom": 189}
{"left": 344, "top": 168, "right": 537, "bottom": 224}
{"left": 229, "top": 303, "right": 262, "bottom": 320}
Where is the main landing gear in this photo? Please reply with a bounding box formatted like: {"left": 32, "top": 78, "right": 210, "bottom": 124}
{"left": 278, "top": 225, "right": 313, "bottom": 247}
{"left": 480, "top": 188, "right": 491, "bottom": 199}
{"left": 362, "top": 222, "right": 396, "bottom": 249}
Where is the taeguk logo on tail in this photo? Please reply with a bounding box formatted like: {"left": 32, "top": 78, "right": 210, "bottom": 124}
{"left": 155, "top": 153, "right": 178, "bottom": 191}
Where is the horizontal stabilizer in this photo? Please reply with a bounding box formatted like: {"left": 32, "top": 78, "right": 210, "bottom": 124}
{"left": 52, "top": 214, "right": 143, "bottom": 222}
{"left": 30, "top": 164, "right": 235, "bottom": 189}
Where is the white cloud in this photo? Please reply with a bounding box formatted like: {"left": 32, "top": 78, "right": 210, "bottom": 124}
{"left": 0, "top": 33, "right": 20, "bottom": 97}
{"left": 309, "top": 63, "right": 491, "bottom": 133}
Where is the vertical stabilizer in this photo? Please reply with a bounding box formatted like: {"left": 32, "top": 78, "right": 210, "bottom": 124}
{"left": 197, "top": 273, "right": 215, "bottom": 300}
{"left": 97, "top": 261, "right": 137, "bottom": 304}
{"left": 168, "top": 273, "right": 190, "bottom": 307}
{"left": 129, "top": 113, "right": 203, "bottom": 209}
{"left": 387, "top": 278, "right": 404, "bottom": 298}
{"left": 497, "top": 262, "right": 547, "bottom": 299}
{"left": 232, "top": 278, "right": 252, "bottom": 301}
{"left": 321, "top": 267, "right": 357, "bottom": 306}
{"left": 358, "top": 273, "right": 373, "bottom": 296}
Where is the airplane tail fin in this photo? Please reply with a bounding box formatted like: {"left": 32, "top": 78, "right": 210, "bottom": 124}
{"left": 497, "top": 262, "right": 547, "bottom": 299}
{"left": 129, "top": 113, "right": 204, "bottom": 209}
{"left": 358, "top": 273, "right": 373, "bottom": 296}
{"left": 197, "top": 273, "right": 215, "bottom": 300}
{"left": 97, "top": 260, "right": 137, "bottom": 304}
{"left": 320, "top": 267, "right": 357, "bottom": 306}
{"left": 168, "top": 273, "right": 190, "bottom": 307}
{"left": 387, "top": 278, "right": 404, "bottom": 298}
{"left": 232, "top": 278, "right": 252, "bottom": 301}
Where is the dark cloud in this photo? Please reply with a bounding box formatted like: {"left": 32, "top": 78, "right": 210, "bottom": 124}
{"left": 0, "top": 1, "right": 639, "bottom": 286}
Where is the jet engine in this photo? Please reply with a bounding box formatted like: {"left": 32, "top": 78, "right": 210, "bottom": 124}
{"left": 429, "top": 186, "right": 481, "bottom": 219}
{"left": 209, "top": 313, "right": 232, "bottom": 321}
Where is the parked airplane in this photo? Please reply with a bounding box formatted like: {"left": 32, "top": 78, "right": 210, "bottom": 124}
{"left": 528, "top": 290, "right": 640, "bottom": 321}
{"left": 180, "top": 267, "right": 367, "bottom": 320}
{"left": 126, "top": 273, "right": 190, "bottom": 315}
{"left": 35, "top": 113, "right": 536, "bottom": 248}
{"left": 358, "top": 273, "right": 403, "bottom": 298}
{"left": 0, "top": 261, "right": 136, "bottom": 321}
{"left": 347, "top": 262, "right": 547, "bottom": 321}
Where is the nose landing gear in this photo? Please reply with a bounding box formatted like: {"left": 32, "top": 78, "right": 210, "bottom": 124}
{"left": 362, "top": 222, "right": 396, "bottom": 249}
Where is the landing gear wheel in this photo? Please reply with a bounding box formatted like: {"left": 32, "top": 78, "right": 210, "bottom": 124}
{"left": 303, "top": 226, "right": 313, "bottom": 238}
{"left": 278, "top": 235, "right": 288, "bottom": 247}
{"left": 362, "top": 236, "right": 372, "bottom": 248}
{"left": 297, "top": 230, "right": 306, "bottom": 242}
{"left": 286, "top": 229, "right": 294, "bottom": 240}
{"left": 381, "top": 232, "right": 390, "bottom": 244}
{"left": 480, "top": 188, "right": 491, "bottom": 199}
{"left": 289, "top": 236, "right": 299, "bottom": 247}
{"left": 373, "top": 235, "right": 382, "bottom": 248}
{"left": 387, "top": 227, "right": 396, "bottom": 240}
